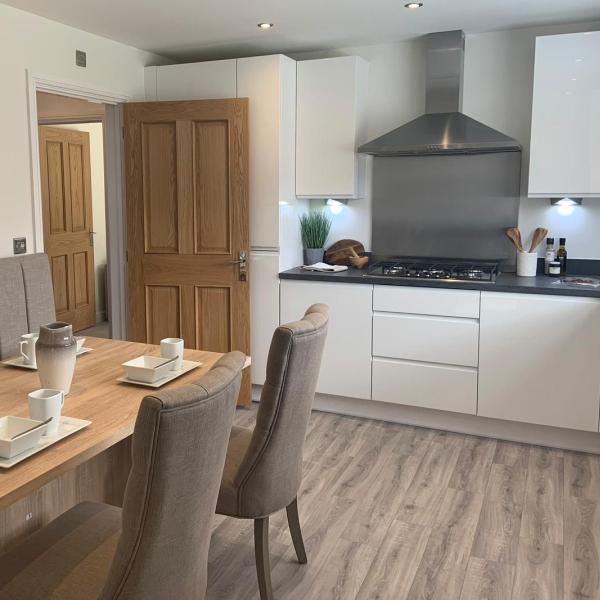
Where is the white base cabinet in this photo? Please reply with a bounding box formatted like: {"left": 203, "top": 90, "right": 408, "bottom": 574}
{"left": 280, "top": 280, "right": 372, "bottom": 400}
{"left": 372, "top": 358, "right": 477, "bottom": 415}
{"left": 478, "top": 292, "right": 600, "bottom": 431}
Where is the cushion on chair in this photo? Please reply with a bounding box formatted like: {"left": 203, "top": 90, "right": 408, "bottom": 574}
{"left": 0, "top": 502, "right": 120, "bottom": 600}
{"left": 0, "top": 259, "right": 28, "bottom": 359}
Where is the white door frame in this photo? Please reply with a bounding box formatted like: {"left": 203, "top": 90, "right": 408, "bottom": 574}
{"left": 26, "top": 71, "right": 130, "bottom": 339}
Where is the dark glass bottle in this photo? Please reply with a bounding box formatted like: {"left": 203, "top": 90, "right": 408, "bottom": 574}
{"left": 557, "top": 237, "right": 568, "bottom": 274}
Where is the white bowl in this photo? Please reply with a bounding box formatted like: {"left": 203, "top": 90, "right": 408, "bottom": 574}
{"left": 0, "top": 416, "right": 46, "bottom": 459}
{"left": 121, "top": 356, "right": 174, "bottom": 383}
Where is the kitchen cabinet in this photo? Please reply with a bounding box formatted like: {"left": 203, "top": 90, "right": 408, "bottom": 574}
{"left": 249, "top": 252, "right": 280, "bottom": 385}
{"left": 144, "top": 60, "right": 237, "bottom": 101}
{"left": 373, "top": 286, "right": 480, "bottom": 318}
{"left": 280, "top": 280, "right": 372, "bottom": 399}
{"left": 372, "top": 358, "right": 477, "bottom": 415}
{"left": 236, "top": 55, "right": 302, "bottom": 384}
{"left": 296, "top": 56, "right": 368, "bottom": 198}
{"left": 478, "top": 292, "right": 600, "bottom": 431}
{"left": 371, "top": 285, "right": 480, "bottom": 414}
{"left": 237, "top": 55, "right": 297, "bottom": 250}
{"left": 373, "top": 313, "right": 479, "bottom": 367}
{"left": 528, "top": 31, "right": 600, "bottom": 197}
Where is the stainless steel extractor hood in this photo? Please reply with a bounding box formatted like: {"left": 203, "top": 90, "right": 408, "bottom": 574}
{"left": 358, "top": 30, "right": 522, "bottom": 156}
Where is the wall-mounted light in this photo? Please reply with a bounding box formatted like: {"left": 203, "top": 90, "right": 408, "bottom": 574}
{"left": 551, "top": 197, "right": 582, "bottom": 207}
{"left": 324, "top": 198, "right": 348, "bottom": 215}
{"left": 257, "top": 22, "right": 274, "bottom": 30}
{"left": 551, "top": 197, "right": 582, "bottom": 216}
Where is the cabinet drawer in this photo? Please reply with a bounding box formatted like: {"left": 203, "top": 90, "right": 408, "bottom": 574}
{"left": 373, "top": 313, "right": 479, "bottom": 367}
{"left": 373, "top": 286, "right": 480, "bottom": 318}
{"left": 372, "top": 358, "right": 477, "bottom": 415}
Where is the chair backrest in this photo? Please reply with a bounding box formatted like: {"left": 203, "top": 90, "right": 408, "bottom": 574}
{"left": 0, "top": 254, "right": 56, "bottom": 359}
{"left": 234, "top": 304, "right": 329, "bottom": 517}
{"left": 100, "top": 351, "right": 246, "bottom": 600}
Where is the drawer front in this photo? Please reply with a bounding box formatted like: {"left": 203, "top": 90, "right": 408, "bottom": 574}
{"left": 373, "top": 286, "right": 480, "bottom": 318}
{"left": 373, "top": 313, "right": 479, "bottom": 367}
{"left": 372, "top": 358, "right": 477, "bottom": 415}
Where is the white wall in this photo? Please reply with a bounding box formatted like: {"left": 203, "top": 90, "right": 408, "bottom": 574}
{"left": 294, "top": 21, "right": 600, "bottom": 259}
{"left": 0, "top": 3, "right": 168, "bottom": 258}
{"left": 51, "top": 123, "right": 107, "bottom": 322}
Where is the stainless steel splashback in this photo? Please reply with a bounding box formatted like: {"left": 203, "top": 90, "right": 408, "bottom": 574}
{"left": 371, "top": 152, "right": 522, "bottom": 270}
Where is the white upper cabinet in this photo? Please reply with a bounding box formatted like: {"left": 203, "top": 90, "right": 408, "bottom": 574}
{"left": 296, "top": 56, "right": 368, "bottom": 198}
{"left": 529, "top": 31, "right": 600, "bottom": 197}
{"left": 237, "top": 55, "right": 297, "bottom": 250}
{"left": 144, "top": 60, "right": 237, "bottom": 101}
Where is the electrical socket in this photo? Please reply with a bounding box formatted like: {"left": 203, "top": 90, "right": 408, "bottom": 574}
{"left": 76, "top": 49, "right": 87, "bottom": 68}
{"left": 13, "top": 237, "right": 26, "bottom": 255}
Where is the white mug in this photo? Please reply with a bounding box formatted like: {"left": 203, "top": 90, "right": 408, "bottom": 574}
{"left": 160, "top": 338, "right": 184, "bottom": 371}
{"left": 20, "top": 333, "right": 39, "bottom": 366}
{"left": 28, "top": 389, "right": 64, "bottom": 435}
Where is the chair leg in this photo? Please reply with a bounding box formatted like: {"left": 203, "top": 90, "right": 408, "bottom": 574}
{"left": 286, "top": 497, "right": 308, "bottom": 564}
{"left": 254, "top": 517, "right": 274, "bottom": 600}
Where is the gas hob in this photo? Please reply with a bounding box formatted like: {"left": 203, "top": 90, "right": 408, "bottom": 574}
{"left": 367, "top": 257, "right": 500, "bottom": 283}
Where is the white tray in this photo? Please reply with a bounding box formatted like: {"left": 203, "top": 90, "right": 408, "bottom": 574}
{"left": 117, "top": 359, "right": 202, "bottom": 388}
{"left": 0, "top": 416, "right": 91, "bottom": 469}
{"left": 1, "top": 347, "right": 93, "bottom": 370}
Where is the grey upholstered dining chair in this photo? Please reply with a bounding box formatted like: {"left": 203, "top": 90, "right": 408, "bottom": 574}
{"left": 0, "top": 253, "right": 56, "bottom": 359}
{"left": 216, "top": 304, "right": 329, "bottom": 600}
{"left": 0, "top": 351, "right": 246, "bottom": 600}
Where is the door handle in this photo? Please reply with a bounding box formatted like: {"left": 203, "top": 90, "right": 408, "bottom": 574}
{"left": 231, "top": 251, "right": 247, "bottom": 281}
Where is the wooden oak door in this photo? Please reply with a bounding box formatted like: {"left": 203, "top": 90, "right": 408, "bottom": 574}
{"left": 124, "top": 99, "right": 251, "bottom": 404}
{"left": 39, "top": 126, "right": 96, "bottom": 332}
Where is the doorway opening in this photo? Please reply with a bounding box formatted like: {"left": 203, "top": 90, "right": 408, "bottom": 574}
{"left": 36, "top": 92, "right": 110, "bottom": 337}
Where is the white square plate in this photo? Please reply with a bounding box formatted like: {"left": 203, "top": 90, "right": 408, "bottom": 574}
{"left": 0, "top": 416, "right": 91, "bottom": 469}
{"left": 117, "top": 360, "right": 202, "bottom": 388}
{"left": 1, "top": 347, "right": 93, "bottom": 370}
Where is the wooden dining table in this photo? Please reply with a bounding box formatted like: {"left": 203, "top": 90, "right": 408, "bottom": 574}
{"left": 0, "top": 337, "right": 250, "bottom": 552}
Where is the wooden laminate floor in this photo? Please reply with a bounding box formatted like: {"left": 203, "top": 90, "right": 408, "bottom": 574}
{"left": 207, "top": 405, "right": 600, "bottom": 599}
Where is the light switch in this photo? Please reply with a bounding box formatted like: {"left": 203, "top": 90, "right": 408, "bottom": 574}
{"left": 13, "top": 237, "right": 26, "bottom": 255}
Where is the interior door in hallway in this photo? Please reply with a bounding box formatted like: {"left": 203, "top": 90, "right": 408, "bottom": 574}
{"left": 124, "top": 99, "right": 251, "bottom": 404}
{"left": 39, "top": 126, "right": 96, "bottom": 332}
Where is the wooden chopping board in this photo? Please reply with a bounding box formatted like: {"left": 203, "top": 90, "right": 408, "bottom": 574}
{"left": 325, "top": 239, "right": 366, "bottom": 265}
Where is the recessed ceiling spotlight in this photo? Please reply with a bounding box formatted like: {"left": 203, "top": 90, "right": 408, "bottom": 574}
{"left": 404, "top": 2, "right": 424, "bottom": 8}
{"left": 257, "top": 22, "right": 274, "bottom": 29}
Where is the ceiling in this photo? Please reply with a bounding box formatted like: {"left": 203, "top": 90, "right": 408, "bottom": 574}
{"left": 3, "top": 0, "right": 600, "bottom": 61}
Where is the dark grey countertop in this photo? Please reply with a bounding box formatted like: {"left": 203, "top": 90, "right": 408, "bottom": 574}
{"left": 279, "top": 267, "right": 600, "bottom": 298}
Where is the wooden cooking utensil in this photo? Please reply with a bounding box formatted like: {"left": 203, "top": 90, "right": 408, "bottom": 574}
{"left": 529, "top": 227, "right": 549, "bottom": 253}
{"left": 348, "top": 247, "right": 369, "bottom": 269}
{"left": 505, "top": 228, "right": 524, "bottom": 253}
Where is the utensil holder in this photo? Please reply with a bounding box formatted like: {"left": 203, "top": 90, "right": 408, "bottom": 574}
{"left": 516, "top": 252, "right": 538, "bottom": 277}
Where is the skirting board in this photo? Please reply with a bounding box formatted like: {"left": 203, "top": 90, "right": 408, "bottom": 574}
{"left": 251, "top": 385, "right": 600, "bottom": 454}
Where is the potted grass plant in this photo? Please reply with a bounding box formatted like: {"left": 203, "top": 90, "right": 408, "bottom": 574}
{"left": 300, "top": 210, "right": 332, "bottom": 265}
